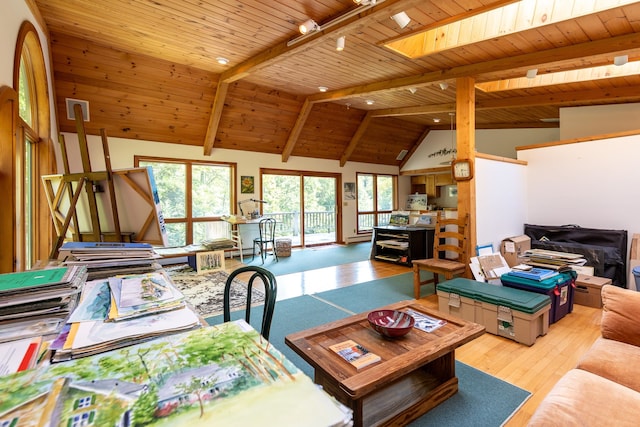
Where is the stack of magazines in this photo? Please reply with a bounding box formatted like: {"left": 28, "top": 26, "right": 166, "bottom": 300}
{"left": 0, "top": 265, "right": 87, "bottom": 343}
{"left": 523, "top": 248, "right": 586, "bottom": 272}
{"left": 57, "top": 241, "right": 161, "bottom": 279}
{"left": 49, "top": 270, "right": 200, "bottom": 362}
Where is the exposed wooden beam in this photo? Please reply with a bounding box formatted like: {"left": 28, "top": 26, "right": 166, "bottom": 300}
{"left": 308, "top": 32, "right": 640, "bottom": 103}
{"left": 340, "top": 112, "right": 374, "bottom": 167}
{"left": 371, "top": 104, "right": 456, "bottom": 117}
{"left": 282, "top": 98, "right": 315, "bottom": 162}
{"left": 210, "top": 0, "right": 426, "bottom": 154}
{"left": 203, "top": 80, "right": 228, "bottom": 155}
{"left": 399, "top": 128, "right": 430, "bottom": 169}
{"left": 219, "top": 0, "right": 425, "bottom": 84}
{"left": 477, "top": 85, "right": 640, "bottom": 109}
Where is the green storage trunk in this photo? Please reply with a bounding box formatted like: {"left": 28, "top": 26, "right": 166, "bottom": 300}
{"left": 436, "top": 278, "right": 552, "bottom": 346}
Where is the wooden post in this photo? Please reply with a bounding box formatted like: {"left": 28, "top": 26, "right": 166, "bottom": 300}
{"left": 455, "top": 77, "right": 477, "bottom": 270}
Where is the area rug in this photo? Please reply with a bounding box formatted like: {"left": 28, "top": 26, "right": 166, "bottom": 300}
{"left": 206, "top": 279, "right": 530, "bottom": 426}
{"left": 244, "top": 241, "right": 372, "bottom": 276}
{"left": 166, "top": 265, "right": 265, "bottom": 318}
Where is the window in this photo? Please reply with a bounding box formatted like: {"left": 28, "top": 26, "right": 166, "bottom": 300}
{"left": 76, "top": 396, "right": 92, "bottom": 409}
{"left": 69, "top": 410, "right": 95, "bottom": 427}
{"left": 356, "top": 173, "right": 397, "bottom": 232}
{"left": 136, "top": 157, "right": 236, "bottom": 246}
{"left": 1, "top": 21, "right": 55, "bottom": 272}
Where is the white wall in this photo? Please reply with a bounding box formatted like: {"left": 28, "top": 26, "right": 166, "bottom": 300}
{"left": 560, "top": 103, "right": 640, "bottom": 140}
{"left": 518, "top": 135, "right": 640, "bottom": 232}
{"left": 61, "top": 133, "right": 400, "bottom": 243}
{"left": 475, "top": 158, "right": 528, "bottom": 252}
{"left": 401, "top": 128, "right": 558, "bottom": 171}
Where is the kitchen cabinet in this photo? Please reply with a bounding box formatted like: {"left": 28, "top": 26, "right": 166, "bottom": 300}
{"left": 435, "top": 172, "right": 454, "bottom": 186}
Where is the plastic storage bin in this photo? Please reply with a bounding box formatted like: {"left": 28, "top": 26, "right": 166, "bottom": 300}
{"left": 500, "top": 270, "right": 577, "bottom": 324}
{"left": 437, "top": 278, "right": 551, "bottom": 346}
{"left": 633, "top": 266, "right": 640, "bottom": 290}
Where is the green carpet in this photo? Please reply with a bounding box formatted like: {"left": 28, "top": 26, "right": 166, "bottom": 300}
{"left": 206, "top": 274, "right": 530, "bottom": 426}
{"left": 313, "top": 272, "right": 434, "bottom": 314}
{"left": 244, "top": 241, "right": 372, "bottom": 276}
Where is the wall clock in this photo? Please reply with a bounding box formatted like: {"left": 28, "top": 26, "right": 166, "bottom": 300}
{"left": 451, "top": 158, "right": 473, "bottom": 181}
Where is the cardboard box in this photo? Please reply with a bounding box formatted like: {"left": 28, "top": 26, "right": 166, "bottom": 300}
{"left": 500, "top": 235, "right": 531, "bottom": 267}
{"left": 574, "top": 274, "right": 611, "bottom": 308}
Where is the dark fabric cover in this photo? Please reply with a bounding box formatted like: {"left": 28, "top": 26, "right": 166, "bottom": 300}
{"left": 524, "top": 224, "right": 627, "bottom": 287}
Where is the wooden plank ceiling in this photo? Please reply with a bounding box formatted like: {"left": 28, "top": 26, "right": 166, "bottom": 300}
{"left": 33, "top": 0, "right": 640, "bottom": 166}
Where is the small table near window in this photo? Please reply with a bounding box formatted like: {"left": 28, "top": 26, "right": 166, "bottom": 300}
{"left": 222, "top": 216, "right": 262, "bottom": 256}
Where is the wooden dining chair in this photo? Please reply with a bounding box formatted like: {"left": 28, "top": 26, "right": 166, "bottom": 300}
{"left": 412, "top": 213, "right": 470, "bottom": 299}
{"left": 224, "top": 266, "right": 278, "bottom": 339}
{"left": 252, "top": 218, "right": 278, "bottom": 264}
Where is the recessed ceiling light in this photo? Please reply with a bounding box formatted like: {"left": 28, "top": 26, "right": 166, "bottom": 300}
{"left": 365, "top": 99, "right": 375, "bottom": 105}
{"left": 408, "top": 87, "right": 417, "bottom": 94}
{"left": 433, "top": 118, "right": 441, "bottom": 123}
{"left": 336, "top": 36, "right": 345, "bottom": 51}
{"left": 318, "top": 86, "right": 328, "bottom": 92}
{"left": 216, "top": 57, "right": 229, "bottom": 65}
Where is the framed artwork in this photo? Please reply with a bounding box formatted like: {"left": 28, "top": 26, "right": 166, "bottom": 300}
{"left": 196, "top": 250, "right": 226, "bottom": 274}
{"left": 241, "top": 176, "right": 254, "bottom": 193}
{"left": 406, "top": 194, "right": 427, "bottom": 210}
{"left": 344, "top": 182, "right": 356, "bottom": 200}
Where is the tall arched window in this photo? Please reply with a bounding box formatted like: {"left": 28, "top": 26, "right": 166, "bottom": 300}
{"left": 5, "top": 21, "right": 56, "bottom": 272}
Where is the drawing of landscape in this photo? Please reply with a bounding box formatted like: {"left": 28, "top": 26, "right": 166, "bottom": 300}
{"left": 0, "top": 321, "right": 347, "bottom": 426}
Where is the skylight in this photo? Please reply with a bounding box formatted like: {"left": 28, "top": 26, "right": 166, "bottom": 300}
{"left": 384, "top": 0, "right": 638, "bottom": 59}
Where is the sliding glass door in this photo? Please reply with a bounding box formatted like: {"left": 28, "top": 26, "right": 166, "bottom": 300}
{"left": 261, "top": 169, "right": 340, "bottom": 247}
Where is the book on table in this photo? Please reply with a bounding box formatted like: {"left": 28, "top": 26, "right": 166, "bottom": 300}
{"left": 405, "top": 309, "right": 447, "bottom": 333}
{"left": 329, "top": 339, "right": 381, "bottom": 370}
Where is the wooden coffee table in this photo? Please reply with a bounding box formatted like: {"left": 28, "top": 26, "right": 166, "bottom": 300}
{"left": 285, "top": 299, "right": 485, "bottom": 427}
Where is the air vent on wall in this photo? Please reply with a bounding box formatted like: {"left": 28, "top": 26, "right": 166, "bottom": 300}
{"left": 396, "top": 149, "right": 408, "bottom": 160}
{"left": 66, "top": 98, "right": 90, "bottom": 121}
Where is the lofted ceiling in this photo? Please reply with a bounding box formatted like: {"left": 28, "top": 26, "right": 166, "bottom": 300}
{"left": 31, "top": 0, "right": 640, "bottom": 166}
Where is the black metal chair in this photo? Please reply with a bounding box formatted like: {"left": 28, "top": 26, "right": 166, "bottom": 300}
{"left": 224, "top": 266, "right": 277, "bottom": 339}
{"left": 252, "top": 217, "right": 278, "bottom": 264}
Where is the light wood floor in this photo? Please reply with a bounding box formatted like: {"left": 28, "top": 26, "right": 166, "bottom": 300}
{"left": 226, "top": 253, "right": 602, "bottom": 426}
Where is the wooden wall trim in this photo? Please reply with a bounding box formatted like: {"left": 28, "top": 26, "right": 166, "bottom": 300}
{"left": 476, "top": 152, "right": 527, "bottom": 165}
{"left": 517, "top": 128, "right": 640, "bottom": 151}
{"left": 0, "top": 86, "right": 18, "bottom": 273}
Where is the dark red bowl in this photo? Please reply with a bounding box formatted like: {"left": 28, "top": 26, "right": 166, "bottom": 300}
{"left": 367, "top": 309, "right": 415, "bottom": 338}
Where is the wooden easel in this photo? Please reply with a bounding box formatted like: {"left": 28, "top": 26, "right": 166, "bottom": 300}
{"left": 45, "top": 104, "right": 125, "bottom": 258}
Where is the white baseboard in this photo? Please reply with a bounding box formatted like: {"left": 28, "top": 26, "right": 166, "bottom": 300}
{"left": 346, "top": 234, "right": 372, "bottom": 244}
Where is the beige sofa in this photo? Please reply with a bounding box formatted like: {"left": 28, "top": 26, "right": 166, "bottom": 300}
{"left": 528, "top": 284, "right": 640, "bottom": 426}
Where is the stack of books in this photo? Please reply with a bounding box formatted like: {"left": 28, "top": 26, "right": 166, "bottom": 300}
{"left": 523, "top": 248, "right": 587, "bottom": 272}
{"left": 58, "top": 241, "right": 161, "bottom": 279}
{"left": 0, "top": 266, "right": 87, "bottom": 344}
{"left": 49, "top": 270, "right": 200, "bottom": 362}
{"left": 506, "top": 267, "right": 559, "bottom": 281}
